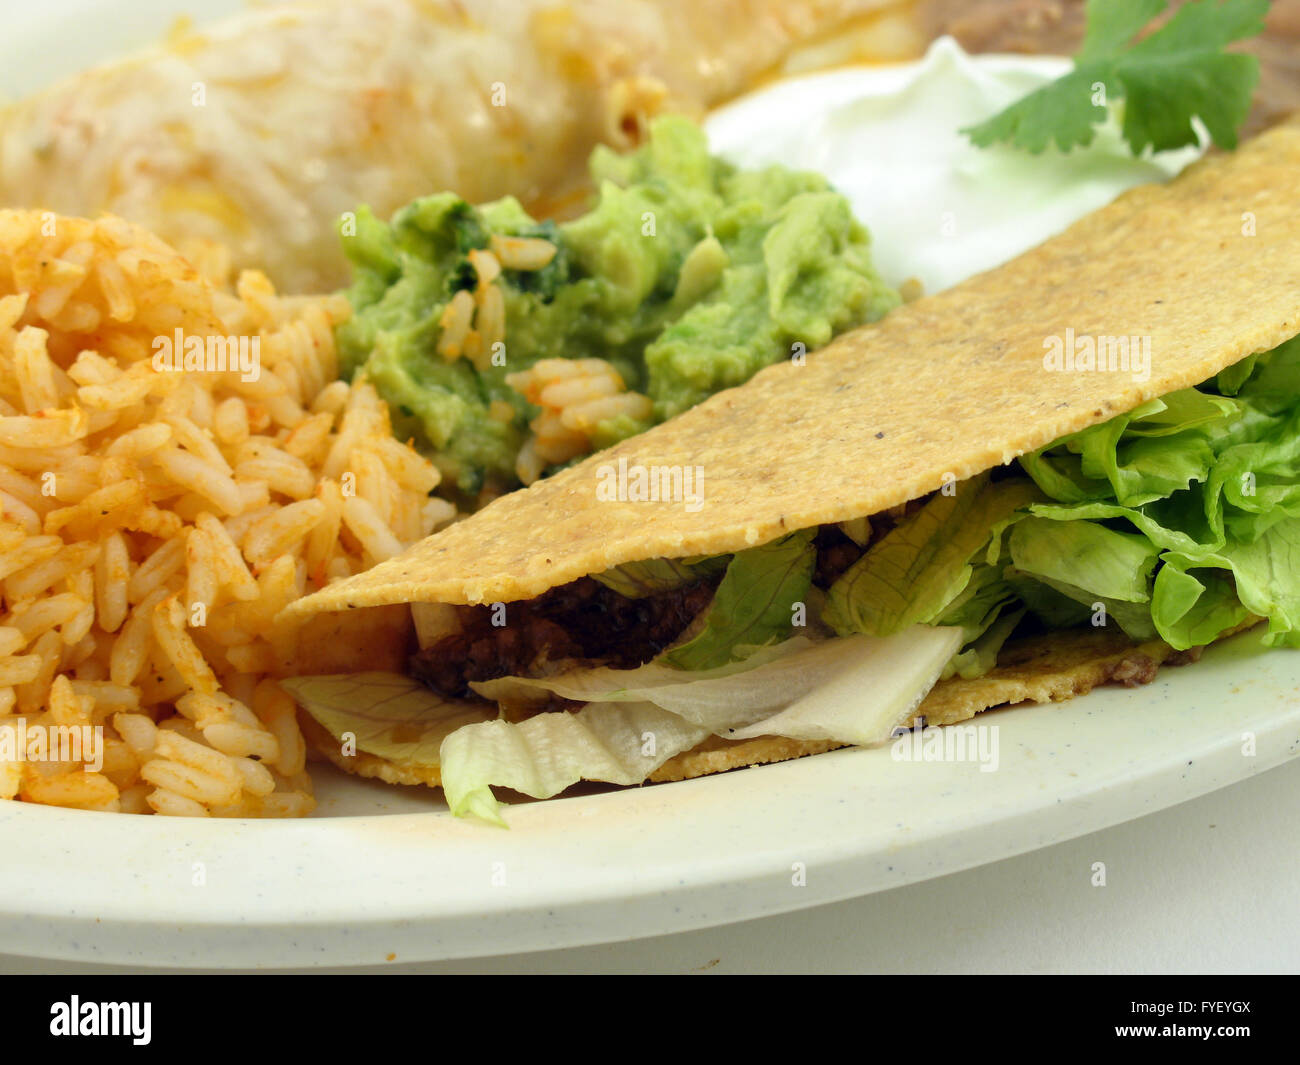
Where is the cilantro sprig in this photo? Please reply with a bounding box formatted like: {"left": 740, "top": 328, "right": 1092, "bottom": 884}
{"left": 963, "top": 0, "right": 1269, "bottom": 155}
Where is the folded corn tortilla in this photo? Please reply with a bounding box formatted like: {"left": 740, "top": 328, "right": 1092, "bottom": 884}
{"left": 287, "top": 113, "right": 1300, "bottom": 790}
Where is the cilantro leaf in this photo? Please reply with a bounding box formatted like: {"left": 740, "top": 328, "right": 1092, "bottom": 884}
{"left": 1076, "top": 0, "right": 1166, "bottom": 63}
{"left": 963, "top": 0, "right": 1268, "bottom": 156}
{"left": 964, "top": 68, "right": 1110, "bottom": 153}
{"left": 1119, "top": 51, "right": 1259, "bottom": 152}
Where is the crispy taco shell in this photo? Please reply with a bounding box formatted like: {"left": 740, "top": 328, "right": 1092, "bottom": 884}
{"left": 288, "top": 115, "right": 1300, "bottom": 790}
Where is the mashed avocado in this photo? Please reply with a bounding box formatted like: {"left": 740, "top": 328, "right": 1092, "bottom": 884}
{"left": 337, "top": 117, "right": 898, "bottom": 496}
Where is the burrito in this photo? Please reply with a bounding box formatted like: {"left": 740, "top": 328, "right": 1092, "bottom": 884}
{"left": 0, "top": 0, "right": 897, "bottom": 293}
{"left": 284, "top": 113, "right": 1300, "bottom": 822}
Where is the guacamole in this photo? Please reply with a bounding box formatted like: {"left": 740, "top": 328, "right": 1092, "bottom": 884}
{"left": 337, "top": 116, "right": 898, "bottom": 496}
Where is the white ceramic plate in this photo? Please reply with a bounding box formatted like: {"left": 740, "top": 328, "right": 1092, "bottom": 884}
{"left": 2, "top": 628, "right": 1298, "bottom": 967}
{"left": 1, "top": 1, "right": 1297, "bottom": 968}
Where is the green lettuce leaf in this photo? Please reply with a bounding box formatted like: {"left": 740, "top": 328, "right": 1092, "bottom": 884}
{"left": 1162, "top": 517, "right": 1300, "bottom": 648}
{"left": 934, "top": 559, "right": 1016, "bottom": 641}
{"left": 931, "top": 555, "right": 1023, "bottom": 679}
{"left": 1002, "top": 341, "right": 1300, "bottom": 650}
{"left": 1022, "top": 390, "right": 1240, "bottom": 508}
{"left": 663, "top": 528, "right": 815, "bottom": 670}
{"left": 825, "top": 474, "right": 1040, "bottom": 637}
{"left": 1234, "top": 335, "right": 1300, "bottom": 414}
{"left": 1024, "top": 497, "right": 1212, "bottom": 554}
{"left": 1009, "top": 517, "right": 1160, "bottom": 603}
{"left": 1151, "top": 561, "right": 1250, "bottom": 649}
{"left": 589, "top": 554, "right": 729, "bottom": 598}
{"left": 943, "top": 608, "right": 1026, "bottom": 681}
{"left": 1008, "top": 516, "right": 1163, "bottom": 640}
{"left": 1204, "top": 405, "right": 1300, "bottom": 545}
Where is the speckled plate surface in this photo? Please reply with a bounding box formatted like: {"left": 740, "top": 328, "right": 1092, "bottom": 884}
{"left": 1, "top": 627, "right": 1297, "bottom": 967}
{"left": 1, "top": 1, "right": 1298, "bottom": 969}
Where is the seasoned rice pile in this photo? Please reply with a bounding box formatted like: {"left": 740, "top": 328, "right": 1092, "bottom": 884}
{"left": 507, "top": 357, "right": 652, "bottom": 484}
{"left": 0, "top": 210, "right": 452, "bottom": 815}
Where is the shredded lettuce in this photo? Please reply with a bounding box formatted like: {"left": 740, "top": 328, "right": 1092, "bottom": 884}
{"left": 943, "top": 607, "right": 1026, "bottom": 681}
{"left": 827, "top": 336, "right": 1300, "bottom": 658}
{"left": 474, "top": 635, "right": 838, "bottom": 730}
{"left": 280, "top": 673, "right": 494, "bottom": 766}
{"left": 441, "top": 701, "right": 710, "bottom": 826}
{"left": 723, "top": 626, "right": 963, "bottom": 743}
{"left": 446, "top": 626, "right": 961, "bottom": 822}
{"left": 1150, "top": 559, "right": 1250, "bottom": 648}
{"left": 663, "top": 528, "right": 815, "bottom": 669}
{"left": 1015, "top": 339, "right": 1300, "bottom": 648}
{"left": 824, "top": 474, "right": 1039, "bottom": 637}
{"left": 1017, "top": 389, "right": 1248, "bottom": 507}
{"left": 1006, "top": 517, "right": 1162, "bottom": 640}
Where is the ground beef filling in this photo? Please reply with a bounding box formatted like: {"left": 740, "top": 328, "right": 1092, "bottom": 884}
{"left": 409, "top": 509, "right": 925, "bottom": 700}
{"left": 410, "top": 576, "right": 719, "bottom": 699}
{"left": 813, "top": 526, "right": 866, "bottom": 588}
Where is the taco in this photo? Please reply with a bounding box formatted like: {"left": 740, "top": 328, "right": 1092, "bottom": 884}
{"left": 284, "top": 113, "right": 1300, "bottom": 822}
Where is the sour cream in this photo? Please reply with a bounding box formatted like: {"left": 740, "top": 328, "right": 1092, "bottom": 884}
{"left": 704, "top": 36, "right": 1204, "bottom": 296}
